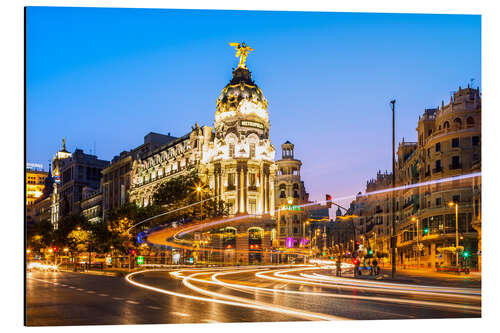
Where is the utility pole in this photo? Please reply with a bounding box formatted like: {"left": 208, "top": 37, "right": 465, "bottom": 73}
{"left": 391, "top": 99, "right": 397, "bottom": 279}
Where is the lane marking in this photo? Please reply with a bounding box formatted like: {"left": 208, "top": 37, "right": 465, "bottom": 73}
{"left": 98, "top": 293, "right": 109, "bottom": 297}
{"left": 112, "top": 297, "right": 124, "bottom": 301}
{"left": 76, "top": 288, "right": 85, "bottom": 291}
{"left": 147, "top": 305, "right": 161, "bottom": 310}
{"left": 171, "top": 312, "right": 190, "bottom": 317}
{"left": 86, "top": 291, "right": 95, "bottom": 294}
{"left": 201, "top": 319, "right": 219, "bottom": 323}
{"left": 126, "top": 300, "right": 140, "bottom": 304}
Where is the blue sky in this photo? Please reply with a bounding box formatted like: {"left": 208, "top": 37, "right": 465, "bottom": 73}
{"left": 26, "top": 7, "right": 481, "bottom": 206}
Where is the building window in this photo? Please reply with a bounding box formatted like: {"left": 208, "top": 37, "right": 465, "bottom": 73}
{"left": 435, "top": 142, "right": 441, "bottom": 152}
{"left": 434, "top": 160, "right": 441, "bottom": 172}
{"left": 250, "top": 143, "right": 256, "bottom": 158}
{"left": 229, "top": 143, "right": 235, "bottom": 157}
{"left": 249, "top": 199, "right": 256, "bottom": 214}
{"left": 451, "top": 138, "right": 459, "bottom": 148}
{"left": 435, "top": 197, "right": 442, "bottom": 207}
{"left": 249, "top": 173, "right": 256, "bottom": 187}
{"left": 451, "top": 156, "right": 460, "bottom": 169}
{"left": 228, "top": 173, "right": 235, "bottom": 188}
{"left": 472, "top": 136, "right": 480, "bottom": 146}
{"left": 452, "top": 195, "right": 460, "bottom": 203}
{"left": 467, "top": 117, "right": 475, "bottom": 126}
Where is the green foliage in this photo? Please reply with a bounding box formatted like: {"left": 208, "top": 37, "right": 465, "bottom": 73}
{"left": 152, "top": 170, "right": 231, "bottom": 222}
{"left": 53, "top": 214, "right": 87, "bottom": 246}
{"left": 27, "top": 219, "right": 53, "bottom": 250}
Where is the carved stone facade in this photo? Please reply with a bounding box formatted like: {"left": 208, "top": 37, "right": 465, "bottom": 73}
{"left": 346, "top": 85, "right": 482, "bottom": 269}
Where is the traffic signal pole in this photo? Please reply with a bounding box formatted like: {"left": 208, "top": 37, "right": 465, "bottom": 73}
{"left": 391, "top": 100, "right": 397, "bottom": 279}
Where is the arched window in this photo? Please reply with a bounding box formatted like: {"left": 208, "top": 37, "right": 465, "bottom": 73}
{"left": 453, "top": 118, "right": 462, "bottom": 129}
{"left": 466, "top": 116, "right": 475, "bottom": 126}
{"left": 279, "top": 183, "right": 286, "bottom": 198}
{"left": 443, "top": 121, "right": 450, "bottom": 129}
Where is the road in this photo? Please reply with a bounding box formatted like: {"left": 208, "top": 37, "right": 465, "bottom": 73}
{"left": 26, "top": 265, "right": 481, "bottom": 326}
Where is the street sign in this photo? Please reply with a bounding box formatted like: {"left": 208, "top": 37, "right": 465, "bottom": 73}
{"left": 137, "top": 256, "right": 144, "bottom": 265}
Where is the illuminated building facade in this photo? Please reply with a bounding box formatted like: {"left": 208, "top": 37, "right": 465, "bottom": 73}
{"left": 102, "top": 132, "right": 176, "bottom": 219}
{"left": 26, "top": 168, "right": 48, "bottom": 207}
{"left": 346, "top": 85, "right": 481, "bottom": 269}
{"left": 26, "top": 166, "right": 48, "bottom": 225}
{"left": 274, "top": 141, "right": 310, "bottom": 246}
{"left": 129, "top": 49, "right": 282, "bottom": 264}
{"left": 49, "top": 140, "right": 109, "bottom": 229}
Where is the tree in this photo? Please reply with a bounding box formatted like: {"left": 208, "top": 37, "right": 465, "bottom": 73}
{"left": 107, "top": 203, "right": 162, "bottom": 254}
{"left": 67, "top": 228, "right": 90, "bottom": 253}
{"left": 27, "top": 219, "right": 53, "bottom": 251}
{"left": 152, "top": 170, "right": 230, "bottom": 222}
{"left": 53, "top": 214, "right": 87, "bottom": 247}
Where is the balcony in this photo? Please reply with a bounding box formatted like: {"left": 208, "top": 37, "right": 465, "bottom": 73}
{"left": 449, "top": 163, "right": 462, "bottom": 170}
{"left": 248, "top": 185, "right": 258, "bottom": 191}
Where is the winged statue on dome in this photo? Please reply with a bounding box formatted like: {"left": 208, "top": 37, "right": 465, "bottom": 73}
{"left": 229, "top": 42, "right": 254, "bottom": 68}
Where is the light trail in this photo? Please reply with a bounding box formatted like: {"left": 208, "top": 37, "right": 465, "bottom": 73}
{"left": 330, "top": 172, "right": 481, "bottom": 204}
{"left": 125, "top": 269, "right": 345, "bottom": 321}
{"left": 180, "top": 271, "right": 345, "bottom": 321}
{"left": 208, "top": 269, "right": 481, "bottom": 313}
{"left": 141, "top": 171, "right": 481, "bottom": 257}
{"left": 306, "top": 272, "right": 481, "bottom": 295}
{"left": 255, "top": 267, "right": 481, "bottom": 301}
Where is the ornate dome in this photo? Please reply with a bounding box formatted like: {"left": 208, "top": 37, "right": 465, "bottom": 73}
{"left": 215, "top": 67, "right": 268, "bottom": 122}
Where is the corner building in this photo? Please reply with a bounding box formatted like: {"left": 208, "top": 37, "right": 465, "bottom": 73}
{"left": 346, "top": 85, "right": 481, "bottom": 270}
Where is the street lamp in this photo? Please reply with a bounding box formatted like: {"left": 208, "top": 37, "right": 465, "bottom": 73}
{"left": 448, "top": 202, "right": 460, "bottom": 268}
{"left": 390, "top": 99, "right": 396, "bottom": 279}
{"left": 411, "top": 216, "right": 420, "bottom": 268}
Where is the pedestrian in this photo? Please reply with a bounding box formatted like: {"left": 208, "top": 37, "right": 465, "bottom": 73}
{"left": 372, "top": 258, "right": 379, "bottom": 275}
{"left": 336, "top": 257, "right": 342, "bottom": 277}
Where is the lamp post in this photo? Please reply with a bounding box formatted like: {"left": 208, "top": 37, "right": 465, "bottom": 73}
{"left": 448, "top": 202, "right": 460, "bottom": 268}
{"left": 411, "top": 217, "right": 420, "bottom": 268}
{"left": 390, "top": 99, "right": 396, "bottom": 279}
{"left": 196, "top": 186, "right": 203, "bottom": 219}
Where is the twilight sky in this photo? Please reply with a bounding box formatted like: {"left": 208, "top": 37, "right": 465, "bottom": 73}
{"left": 26, "top": 7, "right": 481, "bottom": 207}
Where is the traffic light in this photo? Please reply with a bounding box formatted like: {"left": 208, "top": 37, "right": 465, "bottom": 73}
{"left": 355, "top": 241, "right": 360, "bottom": 251}
{"left": 368, "top": 248, "right": 373, "bottom": 255}
{"left": 325, "top": 194, "right": 332, "bottom": 208}
{"left": 423, "top": 228, "right": 429, "bottom": 235}
{"left": 463, "top": 251, "right": 469, "bottom": 258}
{"left": 129, "top": 249, "right": 137, "bottom": 256}
{"left": 52, "top": 246, "right": 58, "bottom": 252}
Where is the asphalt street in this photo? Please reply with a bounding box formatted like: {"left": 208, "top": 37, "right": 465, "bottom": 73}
{"left": 26, "top": 266, "right": 481, "bottom": 326}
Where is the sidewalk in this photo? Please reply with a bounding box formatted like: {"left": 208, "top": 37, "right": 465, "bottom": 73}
{"left": 336, "top": 267, "right": 481, "bottom": 288}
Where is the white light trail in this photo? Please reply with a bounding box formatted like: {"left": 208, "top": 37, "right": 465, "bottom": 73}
{"left": 125, "top": 269, "right": 345, "bottom": 321}
{"left": 209, "top": 269, "right": 480, "bottom": 313}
